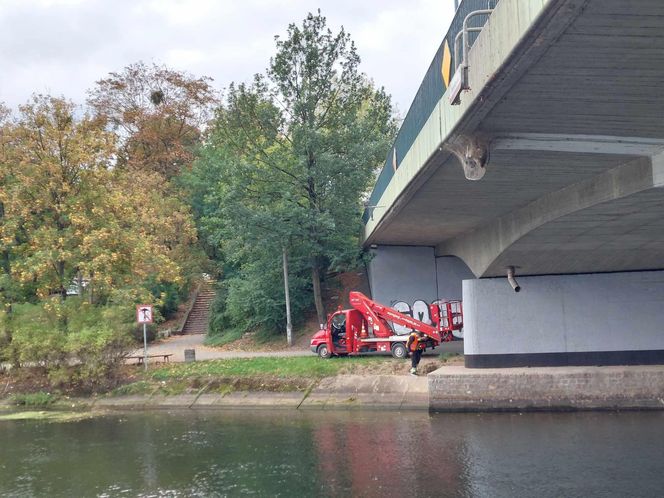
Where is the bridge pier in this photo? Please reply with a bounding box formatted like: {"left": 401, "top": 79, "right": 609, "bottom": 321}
{"left": 463, "top": 270, "right": 664, "bottom": 368}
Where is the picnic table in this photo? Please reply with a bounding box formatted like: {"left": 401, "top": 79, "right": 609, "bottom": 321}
{"left": 126, "top": 353, "right": 173, "bottom": 365}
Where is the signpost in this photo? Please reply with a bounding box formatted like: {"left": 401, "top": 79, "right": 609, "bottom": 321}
{"left": 136, "top": 305, "right": 153, "bottom": 371}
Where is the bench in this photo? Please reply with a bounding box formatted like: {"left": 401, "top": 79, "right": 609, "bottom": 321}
{"left": 126, "top": 354, "right": 173, "bottom": 365}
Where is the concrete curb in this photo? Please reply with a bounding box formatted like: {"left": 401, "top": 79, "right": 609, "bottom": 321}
{"left": 91, "top": 375, "right": 431, "bottom": 411}
{"left": 429, "top": 365, "right": 664, "bottom": 411}
{"left": 301, "top": 375, "right": 429, "bottom": 410}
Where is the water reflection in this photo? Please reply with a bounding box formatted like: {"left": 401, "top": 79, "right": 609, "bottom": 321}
{"left": 314, "top": 414, "right": 467, "bottom": 497}
{"left": 1, "top": 410, "right": 663, "bottom": 497}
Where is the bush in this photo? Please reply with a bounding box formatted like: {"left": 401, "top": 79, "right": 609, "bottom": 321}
{"left": 207, "top": 280, "right": 231, "bottom": 338}
{"left": 148, "top": 280, "right": 187, "bottom": 320}
{"left": 3, "top": 299, "right": 135, "bottom": 392}
{"left": 132, "top": 323, "right": 157, "bottom": 343}
{"left": 211, "top": 257, "right": 312, "bottom": 339}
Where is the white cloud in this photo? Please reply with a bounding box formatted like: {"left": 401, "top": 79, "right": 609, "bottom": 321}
{"left": 0, "top": 0, "right": 455, "bottom": 115}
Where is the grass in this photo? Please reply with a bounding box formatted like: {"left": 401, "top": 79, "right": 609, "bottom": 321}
{"left": 204, "top": 327, "right": 244, "bottom": 347}
{"left": 108, "top": 356, "right": 394, "bottom": 397}
{"left": 439, "top": 352, "right": 462, "bottom": 363}
{"left": 110, "top": 380, "right": 154, "bottom": 396}
{"left": 204, "top": 326, "right": 306, "bottom": 347}
{"left": 149, "top": 356, "right": 387, "bottom": 381}
{"left": 10, "top": 391, "right": 58, "bottom": 407}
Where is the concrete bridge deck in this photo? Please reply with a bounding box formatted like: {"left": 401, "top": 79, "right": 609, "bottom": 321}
{"left": 364, "top": 0, "right": 664, "bottom": 279}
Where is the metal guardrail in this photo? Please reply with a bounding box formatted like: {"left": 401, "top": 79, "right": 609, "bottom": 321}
{"left": 363, "top": 0, "right": 496, "bottom": 224}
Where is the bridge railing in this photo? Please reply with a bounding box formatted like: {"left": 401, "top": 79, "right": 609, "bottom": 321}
{"left": 363, "top": 0, "right": 495, "bottom": 224}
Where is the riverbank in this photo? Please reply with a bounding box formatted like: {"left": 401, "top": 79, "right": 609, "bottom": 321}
{"left": 92, "top": 364, "right": 664, "bottom": 412}
{"left": 4, "top": 364, "right": 663, "bottom": 415}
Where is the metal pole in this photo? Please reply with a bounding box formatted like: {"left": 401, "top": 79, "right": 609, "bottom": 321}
{"left": 282, "top": 246, "right": 293, "bottom": 347}
{"left": 143, "top": 322, "right": 148, "bottom": 371}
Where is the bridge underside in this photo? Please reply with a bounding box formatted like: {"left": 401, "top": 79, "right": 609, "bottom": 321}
{"left": 365, "top": 0, "right": 664, "bottom": 279}
{"left": 365, "top": 0, "right": 664, "bottom": 367}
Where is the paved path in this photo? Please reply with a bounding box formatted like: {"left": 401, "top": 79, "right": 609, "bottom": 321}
{"left": 133, "top": 334, "right": 464, "bottom": 363}
{"left": 133, "top": 334, "right": 310, "bottom": 363}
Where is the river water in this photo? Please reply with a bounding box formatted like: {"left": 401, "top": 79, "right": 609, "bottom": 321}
{"left": 1, "top": 410, "right": 663, "bottom": 497}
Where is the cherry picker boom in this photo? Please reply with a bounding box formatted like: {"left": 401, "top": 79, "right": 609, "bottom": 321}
{"left": 310, "top": 291, "right": 463, "bottom": 359}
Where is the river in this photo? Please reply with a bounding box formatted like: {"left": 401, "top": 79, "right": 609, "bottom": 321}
{"left": 1, "top": 410, "right": 663, "bottom": 497}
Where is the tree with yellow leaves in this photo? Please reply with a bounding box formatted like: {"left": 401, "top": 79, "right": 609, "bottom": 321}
{"left": 0, "top": 95, "right": 198, "bottom": 305}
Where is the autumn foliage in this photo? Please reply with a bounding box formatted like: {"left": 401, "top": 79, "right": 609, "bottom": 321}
{"left": 0, "top": 69, "right": 212, "bottom": 387}
{"left": 0, "top": 12, "right": 397, "bottom": 390}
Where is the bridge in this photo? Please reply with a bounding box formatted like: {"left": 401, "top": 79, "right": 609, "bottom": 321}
{"left": 363, "top": 0, "right": 664, "bottom": 367}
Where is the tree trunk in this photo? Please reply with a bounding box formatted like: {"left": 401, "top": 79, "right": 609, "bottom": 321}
{"left": 311, "top": 260, "right": 326, "bottom": 326}
{"left": 56, "top": 260, "right": 67, "bottom": 300}
{"left": 0, "top": 202, "right": 8, "bottom": 275}
{"left": 88, "top": 273, "right": 94, "bottom": 304}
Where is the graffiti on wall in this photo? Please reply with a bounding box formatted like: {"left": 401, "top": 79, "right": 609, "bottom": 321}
{"left": 391, "top": 299, "right": 464, "bottom": 339}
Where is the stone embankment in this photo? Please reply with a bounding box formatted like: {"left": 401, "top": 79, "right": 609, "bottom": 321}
{"left": 90, "top": 365, "right": 664, "bottom": 412}
{"left": 93, "top": 375, "right": 429, "bottom": 411}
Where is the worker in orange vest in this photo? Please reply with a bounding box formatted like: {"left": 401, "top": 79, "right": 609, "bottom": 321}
{"left": 406, "top": 330, "right": 427, "bottom": 375}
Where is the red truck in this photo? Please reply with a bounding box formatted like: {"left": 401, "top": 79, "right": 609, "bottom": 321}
{"left": 310, "top": 291, "right": 463, "bottom": 359}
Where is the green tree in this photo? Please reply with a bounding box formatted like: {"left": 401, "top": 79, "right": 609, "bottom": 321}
{"left": 202, "top": 11, "right": 396, "bottom": 328}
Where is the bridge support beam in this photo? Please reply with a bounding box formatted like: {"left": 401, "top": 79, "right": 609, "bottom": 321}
{"left": 463, "top": 270, "right": 664, "bottom": 368}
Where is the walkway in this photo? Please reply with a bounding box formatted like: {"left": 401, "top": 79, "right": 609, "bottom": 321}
{"left": 134, "top": 334, "right": 464, "bottom": 362}
{"left": 134, "top": 334, "right": 310, "bottom": 362}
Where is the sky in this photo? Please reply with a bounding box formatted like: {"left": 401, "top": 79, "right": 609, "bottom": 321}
{"left": 0, "top": 0, "right": 455, "bottom": 116}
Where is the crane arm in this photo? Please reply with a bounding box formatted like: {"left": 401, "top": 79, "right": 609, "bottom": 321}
{"left": 348, "top": 291, "right": 443, "bottom": 343}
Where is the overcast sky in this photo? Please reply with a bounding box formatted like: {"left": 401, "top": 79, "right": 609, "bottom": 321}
{"left": 0, "top": 0, "right": 455, "bottom": 116}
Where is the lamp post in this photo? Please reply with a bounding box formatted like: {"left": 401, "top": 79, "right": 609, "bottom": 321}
{"left": 282, "top": 246, "right": 293, "bottom": 346}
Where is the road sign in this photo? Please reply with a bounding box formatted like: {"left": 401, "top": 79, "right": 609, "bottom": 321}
{"left": 137, "top": 305, "right": 153, "bottom": 324}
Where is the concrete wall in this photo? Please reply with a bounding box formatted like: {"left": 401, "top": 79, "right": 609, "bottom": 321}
{"left": 436, "top": 256, "right": 475, "bottom": 301}
{"left": 367, "top": 248, "right": 474, "bottom": 303}
{"left": 368, "top": 246, "right": 437, "bottom": 306}
{"left": 463, "top": 270, "right": 664, "bottom": 365}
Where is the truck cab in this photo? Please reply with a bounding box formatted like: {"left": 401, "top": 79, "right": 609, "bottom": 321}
{"left": 311, "top": 308, "right": 363, "bottom": 358}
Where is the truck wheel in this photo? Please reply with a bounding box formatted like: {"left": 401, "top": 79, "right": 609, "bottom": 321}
{"left": 317, "top": 344, "right": 332, "bottom": 359}
{"left": 391, "top": 342, "right": 407, "bottom": 359}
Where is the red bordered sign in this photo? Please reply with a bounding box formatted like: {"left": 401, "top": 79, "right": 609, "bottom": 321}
{"left": 136, "top": 305, "right": 153, "bottom": 324}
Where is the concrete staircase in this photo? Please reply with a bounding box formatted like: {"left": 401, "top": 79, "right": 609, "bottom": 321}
{"left": 181, "top": 282, "right": 216, "bottom": 335}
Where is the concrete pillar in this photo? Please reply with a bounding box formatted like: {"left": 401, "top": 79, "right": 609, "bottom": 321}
{"left": 463, "top": 270, "right": 664, "bottom": 368}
